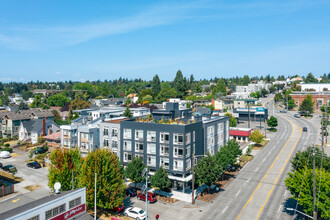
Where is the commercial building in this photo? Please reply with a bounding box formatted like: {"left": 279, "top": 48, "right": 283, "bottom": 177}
{"left": 0, "top": 188, "right": 90, "bottom": 220}
{"left": 299, "top": 83, "right": 330, "bottom": 92}
{"left": 289, "top": 92, "right": 330, "bottom": 110}
{"left": 233, "top": 107, "right": 268, "bottom": 122}
{"left": 233, "top": 99, "right": 258, "bottom": 108}
{"left": 229, "top": 127, "right": 253, "bottom": 143}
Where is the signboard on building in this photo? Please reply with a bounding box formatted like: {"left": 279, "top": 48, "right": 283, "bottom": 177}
{"left": 256, "top": 107, "right": 265, "bottom": 112}
{"left": 51, "top": 204, "right": 86, "bottom": 220}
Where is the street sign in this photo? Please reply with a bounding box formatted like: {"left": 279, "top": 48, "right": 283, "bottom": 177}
{"left": 141, "top": 184, "right": 146, "bottom": 194}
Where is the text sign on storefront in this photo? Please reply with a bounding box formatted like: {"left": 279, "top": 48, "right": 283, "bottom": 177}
{"left": 51, "top": 204, "right": 86, "bottom": 220}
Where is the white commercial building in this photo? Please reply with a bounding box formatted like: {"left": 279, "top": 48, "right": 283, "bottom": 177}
{"left": 299, "top": 83, "right": 330, "bottom": 92}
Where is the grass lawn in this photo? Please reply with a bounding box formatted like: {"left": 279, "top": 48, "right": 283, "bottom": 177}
{"left": 253, "top": 139, "right": 269, "bottom": 149}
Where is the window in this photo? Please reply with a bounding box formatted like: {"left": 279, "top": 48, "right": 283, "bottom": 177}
{"left": 45, "top": 204, "right": 66, "bottom": 219}
{"left": 173, "top": 147, "right": 184, "bottom": 158}
{"left": 217, "top": 123, "right": 223, "bottom": 134}
{"left": 160, "top": 145, "right": 169, "bottom": 156}
{"left": 81, "top": 132, "right": 88, "bottom": 139}
{"left": 45, "top": 210, "right": 52, "bottom": 220}
{"left": 124, "top": 129, "right": 131, "bottom": 139}
{"left": 207, "top": 126, "right": 214, "bottom": 136}
{"left": 124, "top": 152, "right": 132, "bottom": 162}
{"left": 124, "top": 141, "right": 131, "bottom": 151}
{"left": 135, "top": 142, "right": 144, "bottom": 152}
{"left": 63, "top": 130, "right": 69, "bottom": 136}
{"left": 147, "top": 156, "right": 156, "bottom": 166}
{"left": 173, "top": 133, "right": 183, "bottom": 145}
{"left": 185, "top": 145, "right": 190, "bottom": 157}
{"left": 112, "top": 140, "right": 118, "bottom": 149}
{"left": 160, "top": 157, "right": 169, "bottom": 169}
{"left": 69, "top": 197, "right": 81, "bottom": 209}
{"left": 103, "top": 139, "right": 109, "bottom": 147}
{"left": 28, "top": 215, "right": 40, "bottom": 220}
{"left": 112, "top": 128, "right": 118, "bottom": 137}
{"left": 186, "top": 159, "right": 191, "bottom": 170}
{"left": 193, "top": 131, "right": 195, "bottom": 142}
{"left": 207, "top": 137, "right": 214, "bottom": 147}
{"left": 160, "top": 132, "right": 169, "bottom": 143}
{"left": 104, "top": 128, "right": 109, "bottom": 136}
{"left": 135, "top": 130, "right": 144, "bottom": 141}
{"left": 147, "top": 143, "right": 156, "bottom": 154}
{"left": 186, "top": 132, "right": 191, "bottom": 144}
{"left": 147, "top": 131, "right": 156, "bottom": 142}
{"left": 173, "top": 159, "right": 183, "bottom": 171}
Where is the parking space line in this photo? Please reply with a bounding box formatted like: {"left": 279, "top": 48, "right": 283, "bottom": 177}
{"left": 222, "top": 206, "right": 228, "bottom": 214}
{"left": 278, "top": 205, "right": 282, "bottom": 213}
{"left": 235, "top": 190, "right": 241, "bottom": 197}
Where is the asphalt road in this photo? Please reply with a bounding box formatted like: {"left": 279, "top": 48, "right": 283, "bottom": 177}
{"left": 200, "top": 99, "right": 320, "bottom": 220}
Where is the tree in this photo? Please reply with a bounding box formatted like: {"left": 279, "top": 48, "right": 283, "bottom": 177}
{"left": 16, "top": 102, "right": 29, "bottom": 112}
{"left": 261, "top": 89, "right": 268, "bottom": 97}
{"left": 195, "top": 152, "right": 222, "bottom": 188}
{"left": 267, "top": 116, "right": 278, "bottom": 130}
{"left": 46, "top": 94, "right": 70, "bottom": 107}
{"left": 30, "top": 95, "right": 43, "bottom": 108}
{"left": 216, "top": 140, "right": 242, "bottom": 169}
{"left": 79, "top": 149, "right": 125, "bottom": 209}
{"left": 151, "top": 74, "right": 161, "bottom": 98}
{"left": 70, "top": 99, "right": 91, "bottom": 110}
{"left": 269, "top": 86, "right": 276, "bottom": 94}
{"left": 123, "top": 106, "right": 133, "bottom": 118}
{"left": 250, "top": 130, "right": 263, "bottom": 144}
{"left": 290, "top": 147, "right": 330, "bottom": 172}
{"left": 299, "top": 94, "right": 314, "bottom": 116}
{"left": 124, "top": 157, "right": 146, "bottom": 187}
{"left": 138, "top": 89, "right": 153, "bottom": 103}
{"left": 225, "top": 113, "right": 237, "bottom": 127}
{"left": 213, "top": 78, "right": 227, "bottom": 96}
{"left": 48, "top": 148, "right": 82, "bottom": 191}
{"left": 304, "top": 72, "right": 318, "bottom": 83}
{"left": 51, "top": 110, "right": 61, "bottom": 120}
{"left": 173, "top": 70, "right": 186, "bottom": 98}
{"left": 157, "top": 87, "right": 177, "bottom": 102}
{"left": 287, "top": 99, "right": 296, "bottom": 110}
{"left": 150, "top": 166, "right": 171, "bottom": 190}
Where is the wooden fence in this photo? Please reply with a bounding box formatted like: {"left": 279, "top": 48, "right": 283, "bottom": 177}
{"left": 0, "top": 184, "right": 14, "bottom": 197}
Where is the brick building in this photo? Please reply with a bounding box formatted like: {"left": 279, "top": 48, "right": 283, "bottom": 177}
{"left": 289, "top": 92, "right": 330, "bottom": 110}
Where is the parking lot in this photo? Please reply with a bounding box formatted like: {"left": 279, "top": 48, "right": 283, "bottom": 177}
{"left": 0, "top": 148, "right": 49, "bottom": 194}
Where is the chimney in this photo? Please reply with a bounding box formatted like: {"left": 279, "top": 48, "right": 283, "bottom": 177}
{"left": 42, "top": 119, "right": 46, "bottom": 136}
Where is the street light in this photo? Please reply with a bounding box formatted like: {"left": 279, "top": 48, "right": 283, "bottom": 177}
{"left": 286, "top": 208, "right": 313, "bottom": 219}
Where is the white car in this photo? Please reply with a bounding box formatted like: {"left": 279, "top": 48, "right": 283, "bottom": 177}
{"left": 0, "top": 151, "right": 11, "bottom": 158}
{"left": 124, "top": 207, "right": 147, "bottom": 220}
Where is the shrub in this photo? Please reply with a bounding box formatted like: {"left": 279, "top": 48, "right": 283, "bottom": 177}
{"left": 4, "top": 143, "right": 10, "bottom": 148}
{"left": 1, "top": 147, "right": 13, "bottom": 153}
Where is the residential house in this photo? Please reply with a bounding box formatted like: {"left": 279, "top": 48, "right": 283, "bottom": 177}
{"left": 42, "top": 131, "right": 61, "bottom": 148}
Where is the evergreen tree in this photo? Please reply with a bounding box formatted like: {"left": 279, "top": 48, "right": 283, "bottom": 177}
{"left": 173, "top": 70, "right": 185, "bottom": 98}
{"left": 123, "top": 106, "right": 133, "bottom": 118}
{"left": 299, "top": 94, "right": 314, "bottom": 116}
{"left": 267, "top": 116, "right": 278, "bottom": 130}
{"left": 79, "top": 149, "right": 126, "bottom": 209}
{"left": 151, "top": 74, "right": 161, "bottom": 98}
{"left": 150, "top": 166, "right": 171, "bottom": 190}
{"left": 213, "top": 78, "right": 227, "bottom": 96}
{"left": 124, "top": 157, "right": 146, "bottom": 187}
{"left": 304, "top": 72, "right": 318, "bottom": 83}
{"left": 195, "top": 152, "right": 222, "bottom": 188}
{"left": 16, "top": 102, "right": 29, "bottom": 112}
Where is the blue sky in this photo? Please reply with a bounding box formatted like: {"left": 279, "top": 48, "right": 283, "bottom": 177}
{"left": 0, "top": 0, "right": 330, "bottom": 82}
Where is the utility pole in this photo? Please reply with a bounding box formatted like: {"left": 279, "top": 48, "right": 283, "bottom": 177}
{"left": 248, "top": 104, "right": 250, "bottom": 129}
{"left": 286, "top": 95, "right": 288, "bottom": 111}
{"left": 192, "top": 152, "right": 195, "bottom": 204}
{"left": 264, "top": 118, "right": 267, "bottom": 138}
{"left": 94, "top": 173, "right": 97, "bottom": 220}
{"left": 145, "top": 169, "right": 148, "bottom": 220}
{"left": 312, "top": 146, "right": 317, "bottom": 220}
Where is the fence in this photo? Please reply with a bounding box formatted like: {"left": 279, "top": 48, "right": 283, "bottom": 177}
{"left": 0, "top": 184, "right": 14, "bottom": 197}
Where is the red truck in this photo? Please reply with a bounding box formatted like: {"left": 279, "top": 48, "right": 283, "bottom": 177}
{"left": 137, "top": 192, "right": 157, "bottom": 203}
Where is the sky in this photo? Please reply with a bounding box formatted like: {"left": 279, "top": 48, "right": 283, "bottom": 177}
{"left": 0, "top": 0, "right": 330, "bottom": 82}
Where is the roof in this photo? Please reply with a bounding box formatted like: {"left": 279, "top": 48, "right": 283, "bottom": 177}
{"left": 104, "top": 118, "right": 128, "bottom": 124}
{"left": 21, "top": 119, "right": 57, "bottom": 133}
{"left": 42, "top": 131, "right": 61, "bottom": 140}
{"left": 0, "top": 189, "right": 84, "bottom": 219}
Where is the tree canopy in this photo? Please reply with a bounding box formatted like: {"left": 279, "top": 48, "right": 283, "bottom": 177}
{"left": 150, "top": 166, "right": 171, "bottom": 190}
{"left": 124, "top": 157, "right": 146, "bottom": 186}
{"left": 46, "top": 93, "right": 71, "bottom": 107}
{"left": 299, "top": 94, "right": 314, "bottom": 116}
{"left": 250, "top": 130, "right": 264, "bottom": 144}
{"left": 267, "top": 116, "right": 278, "bottom": 130}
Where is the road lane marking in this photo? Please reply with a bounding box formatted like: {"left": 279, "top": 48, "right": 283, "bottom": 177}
{"left": 222, "top": 206, "right": 228, "bottom": 214}
{"left": 268, "top": 152, "right": 271, "bottom": 156}
{"left": 235, "top": 190, "right": 241, "bottom": 197}
{"left": 262, "top": 158, "right": 266, "bottom": 162}
{"left": 12, "top": 199, "right": 20, "bottom": 203}
{"left": 284, "top": 190, "right": 288, "bottom": 197}
{"left": 256, "top": 126, "right": 302, "bottom": 219}
{"left": 278, "top": 205, "right": 282, "bottom": 213}
{"left": 255, "top": 167, "right": 259, "bottom": 172}
{"left": 246, "top": 177, "right": 251, "bottom": 183}
{"left": 236, "top": 116, "right": 294, "bottom": 220}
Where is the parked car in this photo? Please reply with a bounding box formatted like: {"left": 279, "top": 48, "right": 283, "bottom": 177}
{"left": 294, "top": 113, "right": 301, "bottom": 118}
{"left": 27, "top": 161, "right": 41, "bottom": 169}
{"left": 0, "top": 151, "right": 11, "bottom": 158}
{"left": 137, "top": 192, "right": 157, "bottom": 203}
{"left": 124, "top": 207, "right": 146, "bottom": 220}
{"left": 33, "top": 147, "right": 47, "bottom": 155}
{"left": 280, "top": 109, "right": 287, "bottom": 113}
{"left": 303, "top": 127, "right": 308, "bottom": 132}
{"left": 0, "top": 162, "right": 2, "bottom": 168}
{"left": 125, "top": 187, "right": 137, "bottom": 197}
{"left": 2, "top": 165, "right": 17, "bottom": 173}
{"left": 110, "top": 204, "right": 124, "bottom": 213}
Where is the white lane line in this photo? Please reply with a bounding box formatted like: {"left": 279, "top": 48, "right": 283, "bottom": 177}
{"left": 222, "top": 206, "right": 228, "bottom": 214}
{"left": 262, "top": 158, "right": 266, "bottom": 162}
{"left": 255, "top": 167, "right": 259, "bottom": 172}
{"left": 268, "top": 151, "right": 271, "bottom": 156}
{"left": 284, "top": 190, "right": 288, "bottom": 197}
{"left": 246, "top": 177, "right": 251, "bottom": 183}
{"left": 235, "top": 190, "right": 241, "bottom": 197}
{"left": 278, "top": 205, "right": 282, "bottom": 213}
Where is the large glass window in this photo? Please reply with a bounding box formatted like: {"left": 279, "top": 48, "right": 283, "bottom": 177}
{"left": 124, "top": 152, "right": 132, "bottom": 162}
{"left": 123, "top": 129, "right": 131, "bottom": 139}
{"left": 112, "top": 128, "right": 118, "bottom": 137}
{"left": 147, "top": 143, "right": 156, "bottom": 154}
{"left": 173, "top": 133, "right": 183, "bottom": 145}
{"left": 103, "top": 139, "right": 109, "bottom": 147}
{"left": 185, "top": 145, "right": 190, "bottom": 157}
{"left": 147, "top": 156, "right": 156, "bottom": 166}
{"left": 160, "top": 132, "right": 169, "bottom": 143}
{"left": 173, "top": 159, "right": 183, "bottom": 171}
{"left": 135, "top": 130, "right": 144, "bottom": 141}
{"left": 112, "top": 140, "right": 118, "bottom": 149}
{"left": 173, "top": 147, "right": 184, "bottom": 158}
{"left": 103, "top": 128, "right": 109, "bottom": 136}
{"left": 124, "top": 141, "right": 132, "bottom": 151}
{"left": 160, "top": 145, "right": 169, "bottom": 156}
{"left": 135, "top": 142, "right": 144, "bottom": 152}
{"left": 160, "top": 157, "right": 170, "bottom": 169}
{"left": 147, "top": 131, "right": 156, "bottom": 142}
{"left": 185, "top": 132, "right": 191, "bottom": 144}
{"left": 186, "top": 159, "right": 191, "bottom": 170}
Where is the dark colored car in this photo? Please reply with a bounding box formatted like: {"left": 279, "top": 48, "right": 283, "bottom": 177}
{"left": 125, "top": 187, "right": 137, "bottom": 197}
{"left": 110, "top": 204, "right": 124, "bottom": 213}
{"left": 137, "top": 192, "right": 157, "bottom": 203}
{"left": 33, "top": 147, "right": 47, "bottom": 155}
{"left": 2, "top": 165, "right": 17, "bottom": 173}
{"left": 303, "top": 127, "right": 308, "bottom": 132}
{"left": 0, "top": 162, "right": 2, "bottom": 168}
{"left": 27, "top": 161, "right": 41, "bottom": 169}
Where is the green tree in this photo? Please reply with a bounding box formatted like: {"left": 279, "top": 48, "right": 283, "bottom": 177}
{"left": 125, "top": 157, "right": 146, "bottom": 187}
{"left": 299, "top": 94, "right": 314, "bottom": 116}
{"left": 30, "top": 95, "right": 43, "bottom": 108}
{"left": 290, "top": 147, "right": 330, "bottom": 172}
{"left": 215, "top": 140, "right": 242, "bottom": 169}
{"left": 79, "top": 149, "right": 125, "bottom": 209}
{"left": 213, "top": 78, "right": 227, "bottom": 96}
{"left": 304, "top": 72, "right": 318, "bottom": 83}
{"left": 151, "top": 74, "right": 161, "bottom": 98}
{"left": 225, "top": 113, "right": 237, "bottom": 127}
{"left": 267, "top": 116, "right": 278, "bottom": 130}
{"left": 261, "top": 89, "right": 268, "bottom": 97}
{"left": 48, "top": 148, "right": 82, "bottom": 191}
{"left": 287, "top": 99, "right": 296, "bottom": 110}
{"left": 16, "top": 102, "right": 29, "bottom": 112}
{"left": 250, "top": 130, "right": 264, "bottom": 144}
{"left": 46, "top": 94, "right": 70, "bottom": 107}
{"left": 138, "top": 89, "right": 153, "bottom": 103}
{"left": 173, "top": 70, "right": 185, "bottom": 98}
{"left": 157, "top": 87, "right": 177, "bottom": 102}
{"left": 150, "top": 166, "right": 171, "bottom": 190}
{"left": 123, "top": 106, "right": 133, "bottom": 118}
{"left": 195, "top": 152, "right": 222, "bottom": 188}
{"left": 269, "top": 86, "right": 276, "bottom": 94}
{"left": 70, "top": 99, "right": 91, "bottom": 110}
